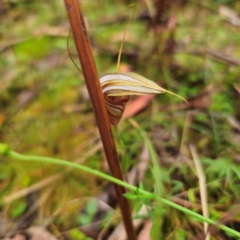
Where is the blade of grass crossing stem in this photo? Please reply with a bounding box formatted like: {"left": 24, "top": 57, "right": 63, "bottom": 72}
{"left": 1, "top": 144, "right": 240, "bottom": 238}
{"left": 129, "top": 119, "right": 165, "bottom": 239}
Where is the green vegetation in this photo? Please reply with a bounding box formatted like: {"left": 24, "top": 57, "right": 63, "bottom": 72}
{"left": 1, "top": 0, "right": 240, "bottom": 239}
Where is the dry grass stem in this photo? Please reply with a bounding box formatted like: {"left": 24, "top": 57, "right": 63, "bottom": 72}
{"left": 190, "top": 144, "right": 210, "bottom": 240}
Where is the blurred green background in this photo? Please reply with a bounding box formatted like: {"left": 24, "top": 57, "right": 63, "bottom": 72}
{"left": 0, "top": 0, "right": 240, "bottom": 239}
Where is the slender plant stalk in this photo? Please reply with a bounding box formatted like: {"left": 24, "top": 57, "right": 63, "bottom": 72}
{"left": 63, "top": 0, "right": 136, "bottom": 239}
{"left": 190, "top": 144, "right": 210, "bottom": 240}
{"left": 1, "top": 144, "right": 240, "bottom": 239}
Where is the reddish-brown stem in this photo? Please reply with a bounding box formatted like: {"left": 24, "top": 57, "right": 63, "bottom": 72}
{"left": 63, "top": 0, "right": 136, "bottom": 239}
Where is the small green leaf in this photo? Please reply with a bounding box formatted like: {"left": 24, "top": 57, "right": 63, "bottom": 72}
{"left": 70, "top": 228, "right": 94, "bottom": 240}
{"left": 0, "top": 143, "right": 10, "bottom": 156}
{"left": 124, "top": 192, "right": 138, "bottom": 200}
{"left": 146, "top": 207, "right": 154, "bottom": 220}
{"left": 86, "top": 199, "right": 98, "bottom": 215}
{"left": 142, "top": 199, "right": 153, "bottom": 207}
{"left": 77, "top": 214, "right": 93, "bottom": 225}
{"left": 135, "top": 201, "right": 143, "bottom": 214}
{"left": 171, "top": 180, "right": 183, "bottom": 194}
{"left": 139, "top": 181, "right": 144, "bottom": 190}
{"left": 230, "top": 166, "right": 240, "bottom": 180}
{"left": 10, "top": 201, "right": 27, "bottom": 218}
{"left": 142, "top": 193, "right": 156, "bottom": 201}
{"left": 187, "top": 189, "right": 195, "bottom": 203}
